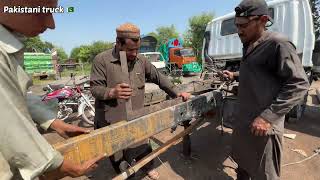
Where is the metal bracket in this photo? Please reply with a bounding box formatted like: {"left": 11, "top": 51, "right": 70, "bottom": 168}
{"left": 171, "top": 90, "right": 223, "bottom": 132}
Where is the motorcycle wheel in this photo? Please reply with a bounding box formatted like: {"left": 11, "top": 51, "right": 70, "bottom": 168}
{"left": 57, "top": 107, "right": 73, "bottom": 120}
{"left": 81, "top": 103, "right": 95, "bottom": 125}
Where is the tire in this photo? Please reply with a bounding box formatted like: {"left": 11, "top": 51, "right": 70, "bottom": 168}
{"left": 80, "top": 103, "right": 95, "bottom": 125}
{"left": 57, "top": 108, "right": 72, "bottom": 120}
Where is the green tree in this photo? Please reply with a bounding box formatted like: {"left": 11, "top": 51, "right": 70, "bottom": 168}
{"left": 156, "top": 25, "right": 179, "bottom": 45}
{"left": 77, "top": 45, "right": 92, "bottom": 63}
{"left": 55, "top": 47, "right": 68, "bottom": 62}
{"left": 44, "top": 41, "right": 55, "bottom": 52}
{"left": 147, "top": 32, "right": 159, "bottom": 41}
{"left": 70, "top": 41, "right": 113, "bottom": 63}
{"left": 90, "top": 41, "right": 113, "bottom": 59}
{"left": 310, "top": 0, "right": 320, "bottom": 39}
{"left": 24, "top": 36, "right": 46, "bottom": 52}
{"left": 70, "top": 47, "right": 81, "bottom": 60}
{"left": 184, "top": 12, "right": 214, "bottom": 62}
{"left": 24, "top": 36, "right": 69, "bottom": 60}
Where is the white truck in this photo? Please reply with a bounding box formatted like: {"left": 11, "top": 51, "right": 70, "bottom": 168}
{"left": 202, "top": 0, "right": 317, "bottom": 121}
{"left": 139, "top": 52, "right": 167, "bottom": 74}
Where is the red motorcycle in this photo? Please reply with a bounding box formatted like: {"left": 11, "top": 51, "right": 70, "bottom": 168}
{"left": 42, "top": 82, "right": 95, "bottom": 125}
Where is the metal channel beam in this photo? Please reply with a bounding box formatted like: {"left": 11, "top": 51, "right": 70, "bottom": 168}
{"left": 53, "top": 90, "right": 223, "bottom": 165}
{"left": 144, "top": 80, "right": 214, "bottom": 106}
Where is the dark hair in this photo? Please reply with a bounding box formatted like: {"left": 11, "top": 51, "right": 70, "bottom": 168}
{"left": 116, "top": 37, "right": 140, "bottom": 46}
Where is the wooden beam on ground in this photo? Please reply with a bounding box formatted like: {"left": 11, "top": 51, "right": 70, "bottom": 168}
{"left": 52, "top": 90, "right": 223, "bottom": 165}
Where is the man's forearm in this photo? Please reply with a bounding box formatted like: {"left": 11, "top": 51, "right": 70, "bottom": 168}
{"left": 260, "top": 81, "right": 309, "bottom": 123}
{"left": 158, "top": 79, "right": 180, "bottom": 98}
{"left": 90, "top": 85, "right": 113, "bottom": 100}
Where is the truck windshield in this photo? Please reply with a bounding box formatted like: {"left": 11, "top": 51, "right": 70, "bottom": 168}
{"left": 180, "top": 49, "right": 194, "bottom": 57}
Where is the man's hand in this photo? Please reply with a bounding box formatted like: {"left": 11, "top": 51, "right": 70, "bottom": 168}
{"left": 50, "top": 119, "right": 90, "bottom": 139}
{"left": 250, "top": 116, "right": 271, "bottom": 136}
{"left": 61, "top": 154, "right": 106, "bottom": 177}
{"left": 42, "top": 154, "right": 106, "bottom": 179}
{"left": 109, "top": 83, "right": 133, "bottom": 99}
{"left": 222, "top": 70, "right": 235, "bottom": 81}
{"left": 177, "top": 92, "right": 191, "bottom": 102}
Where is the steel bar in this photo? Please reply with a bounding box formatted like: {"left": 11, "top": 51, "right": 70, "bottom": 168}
{"left": 112, "top": 118, "right": 205, "bottom": 180}
{"left": 52, "top": 90, "right": 223, "bottom": 165}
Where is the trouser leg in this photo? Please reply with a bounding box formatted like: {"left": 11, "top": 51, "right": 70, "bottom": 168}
{"left": 254, "top": 135, "right": 282, "bottom": 180}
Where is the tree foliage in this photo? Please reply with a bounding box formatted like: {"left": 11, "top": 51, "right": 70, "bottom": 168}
{"left": 310, "top": 0, "right": 320, "bottom": 39}
{"left": 70, "top": 41, "right": 113, "bottom": 63}
{"left": 55, "top": 47, "right": 68, "bottom": 62}
{"left": 155, "top": 25, "right": 179, "bottom": 45}
{"left": 24, "top": 36, "right": 68, "bottom": 61}
{"left": 184, "top": 12, "right": 214, "bottom": 61}
{"left": 24, "top": 36, "right": 48, "bottom": 52}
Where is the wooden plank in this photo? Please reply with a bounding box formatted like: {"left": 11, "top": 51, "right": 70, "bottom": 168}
{"left": 119, "top": 51, "right": 132, "bottom": 116}
{"left": 52, "top": 90, "right": 222, "bottom": 165}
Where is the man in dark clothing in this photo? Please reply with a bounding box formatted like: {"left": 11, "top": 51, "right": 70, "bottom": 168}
{"left": 223, "top": 0, "right": 310, "bottom": 179}
{"left": 90, "top": 23, "right": 190, "bottom": 179}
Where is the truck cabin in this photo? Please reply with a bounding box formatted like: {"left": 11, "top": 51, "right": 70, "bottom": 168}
{"left": 170, "top": 48, "right": 196, "bottom": 68}
{"left": 202, "top": 0, "right": 315, "bottom": 72}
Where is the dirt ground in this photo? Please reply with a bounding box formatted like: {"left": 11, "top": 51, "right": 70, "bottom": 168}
{"left": 41, "top": 78, "right": 320, "bottom": 180}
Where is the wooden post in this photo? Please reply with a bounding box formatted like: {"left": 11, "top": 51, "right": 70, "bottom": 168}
{"left": 119, "top": 51, "right": 133, "bottom": 116}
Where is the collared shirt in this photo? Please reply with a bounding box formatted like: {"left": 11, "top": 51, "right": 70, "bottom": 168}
{"left": 90, "top": 48, "right": 179, "bottom": 125}
{"left": 0, "top": 25, "right": 63, "bottom": 180}
{"left": 232, "top": 31, "right": 310, "bottom": 176}
{"left": 236, "top": 31, "right": 310, "bottom": 133}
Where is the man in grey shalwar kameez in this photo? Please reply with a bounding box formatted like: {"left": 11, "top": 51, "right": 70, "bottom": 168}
{"left": 223, "top": 0, "right": 310, "bottom": 179}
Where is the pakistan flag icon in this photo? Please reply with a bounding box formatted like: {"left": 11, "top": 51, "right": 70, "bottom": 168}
{"left": 68, "top": 7, "right": 74, "bottom": 13}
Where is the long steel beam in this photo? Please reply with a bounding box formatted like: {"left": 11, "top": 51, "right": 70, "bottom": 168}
{"left": 52, "top": 90, "right": 223, "bottom": 165}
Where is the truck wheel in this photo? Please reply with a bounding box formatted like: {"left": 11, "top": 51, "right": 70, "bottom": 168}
{"left": 170, "top": 64, "right": 179, "bottom": 77}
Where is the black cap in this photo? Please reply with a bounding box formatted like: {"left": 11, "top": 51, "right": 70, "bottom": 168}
{"left": 234, "top": 0, "right": 273, "bottom": 25}
{"left": 235, "top": 0, "right": 269, "bottom": 17}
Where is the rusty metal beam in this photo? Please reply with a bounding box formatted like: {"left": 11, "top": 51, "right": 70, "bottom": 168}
{"left": 144, "top": 80, "right": 214, "bottom": 106}
{"left": 53, "top": 90, "right": 223, "bottom": 165}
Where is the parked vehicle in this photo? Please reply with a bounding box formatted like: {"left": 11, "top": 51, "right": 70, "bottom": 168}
{"left": 312, "top": 38, "right": 320, "bottom": 77}
{"left": 24, "top": 52, "right": 56, "bottom": 79}
{"left": 159, "top": 38, "right": 202, "bottom": 75}
{"left": 202, "top": 0, "right": 315, "bottom": 121}
{"left": 140, "top": 35, "right": 158, "bottom": 53}
{"left": 140, "top": 52, "right": 167, "bottom": 74}
{"left": 42, "top": 76, "right": 95, "bottom": 125}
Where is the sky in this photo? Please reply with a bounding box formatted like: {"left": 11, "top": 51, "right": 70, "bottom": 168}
{"left": 41, "top": 0, "right": 240, "bottom": 55}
